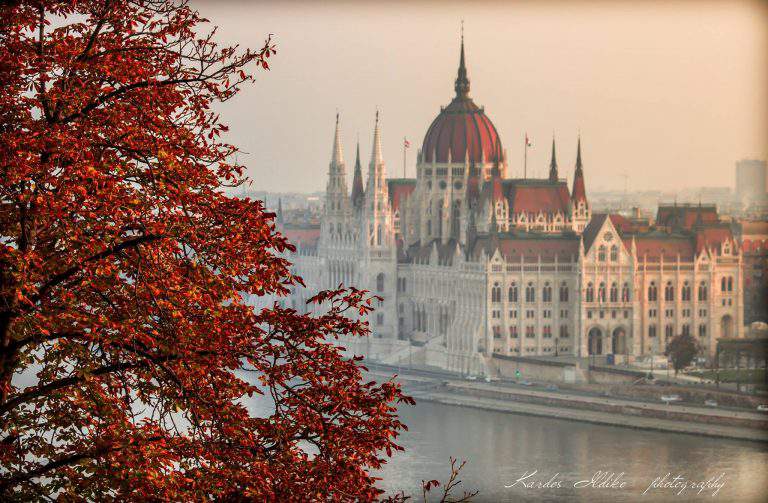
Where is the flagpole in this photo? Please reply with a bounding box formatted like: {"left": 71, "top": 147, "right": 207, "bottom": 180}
{"left": 403, "top": 136, "right": 406, "bottom": 178}
{"left": 524, "top": 135, "right": 527, "bottom": 179}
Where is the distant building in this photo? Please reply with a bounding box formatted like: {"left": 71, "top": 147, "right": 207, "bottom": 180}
{"left": 735, "top": 159, "right": 767, "bottom": 206}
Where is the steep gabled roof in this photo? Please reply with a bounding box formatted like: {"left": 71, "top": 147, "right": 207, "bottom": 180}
{"left": 506, "top": 179, "right": 571, "bottom": 215}
{"left": 387, "top": 178, "right": 416, "bottom": 212}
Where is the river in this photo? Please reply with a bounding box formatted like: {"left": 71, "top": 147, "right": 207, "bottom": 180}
{"left": 374, "top": 400, "right": 768, "bottom": 502}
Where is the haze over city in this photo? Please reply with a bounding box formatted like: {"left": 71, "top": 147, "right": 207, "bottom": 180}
{"left": 202, "top": 0, "right": 768, "bottom": 194}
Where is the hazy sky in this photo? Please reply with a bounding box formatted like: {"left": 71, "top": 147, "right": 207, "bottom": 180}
{"left": 200, "top": 0, "right": 768, "bottom": 194}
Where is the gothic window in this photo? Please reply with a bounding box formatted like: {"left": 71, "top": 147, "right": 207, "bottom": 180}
{"left": 649, "top": 325, "right": 657, "bottom": 338}
{"left": 542, "top": 282, "right": 552, "bottom": 303}
{"left": 559, "top": 325, "right": 569, "bottom": 338}
{"left": 682, "top": 281, "right": 691, "bottom": 302}
{"left": 376, "top": 225, "right": 382, "bottom": 246}
{"left": 648, "top": 282, "right": 658, "bottom": 301}
{"left": 508, "top": 283, "right": 518, "bottom": 303}
{"left": 559, "top": 282, "right": 569, "bottom": 302}
{"left": 621, "top": 282, "right": 630, "bottom": 302}
{"left": 543, "top": 326, "right": 552, "bottom": 338}
{"left": 598, "top": 282, "right": 606, "bottom": 303}
{"left": 727, "top": 276, "right": 733, "bottom": 292}
{"left": 598, "top": 245, "right": 606, "bottom": 262}
{"left": 525, "top": 282, "right": 535, "bottom": 303}
{"left": 664, "top": 281, "right": 674, "bottom": 301}
{"left": 609, "top": 282, "right": 618, "bottom": 303}
{"left": 586, "top": 282, "right": 594, "bottom": 303}
{"left": 664, "top": 324, "right": 674, "bottom": 340}
{"left": 610, "top": 245, "right": 618, "bottom": 261}
{"left": 721, "top": 277, "right": 727, "bottom": 292}
{"left": 509, "top": 326, "right": 518, "bottom": 338}
{"left": 376, "top": 273, "right": 385, "bottom": 292}
{"left": 698, "top": 281, "right": 708, "bottom": 301}
{"left": 698, "top": 324, "right": 707, "bottom": 338}
{"left": 491, "top": 283, "right": 502, "bottom": 303}
{"left": 682, "top": 324, "right": 690, "bottom": 336}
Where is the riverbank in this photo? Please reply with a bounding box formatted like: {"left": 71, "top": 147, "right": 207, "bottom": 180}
{"left": 366, "top": 366, "right": 768, "bottom": 443}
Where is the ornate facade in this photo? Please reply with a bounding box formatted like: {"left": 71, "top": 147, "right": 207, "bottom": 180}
{"left": 278, "top": 38, "right": 743, "bottom": 375}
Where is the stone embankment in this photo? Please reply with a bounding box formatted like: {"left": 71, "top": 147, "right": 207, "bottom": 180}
{"left": 367, "top": 367, "right": 768, "bottom": 443}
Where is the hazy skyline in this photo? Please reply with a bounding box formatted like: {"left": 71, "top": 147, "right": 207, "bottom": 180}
{"left": 202, "top": 0, "right": 768, "bottom": 194}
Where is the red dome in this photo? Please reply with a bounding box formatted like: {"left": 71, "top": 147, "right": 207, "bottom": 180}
{"left": 422, "top": 98, "right": 503, "bottom": 164}
{"left": 422, "top": 38, "right": 503, "bottom": 164}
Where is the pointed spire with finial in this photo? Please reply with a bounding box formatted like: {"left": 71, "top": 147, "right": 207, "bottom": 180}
{"left": 571, "top": 135, "right": 587, "bottom": 202}
{"left": 549, "top": 135, "right": 558, "bottom": 182}
{"left": 331, "top": 112, "right": 344, "bottom": 165}
{"left": 370, "top": 109, "right": 383, "bottom": 166}
{"left": 454, "top": 21, "right": 470, "bottom": 98}
{"left": 351, "top": 137, "right": 364, "bottom": 210}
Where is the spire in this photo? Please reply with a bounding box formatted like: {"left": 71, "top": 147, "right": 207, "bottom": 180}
{"left": 454, "top": 23, "right": 470, "bottom": 98}
{"left": 351, "top": 138, "right": 364, "bottom": 210}
{"left": 571, "top": 135, "right": 587, "bottom": 202}
{"left": 331, "top": 112, "right": 344, "bottom": 165}
{"left": 549, "top": 135, "right": 558, "bottom": 182}
{"left": 370, "top": 110, "right": 383, "bottom": 166}
{"left": 575, "top": 136, "right": 583, "bottom": 176}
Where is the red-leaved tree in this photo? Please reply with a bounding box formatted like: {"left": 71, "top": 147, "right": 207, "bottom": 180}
{"left": 0, "top": 1, "right": 413, "bottom": 500}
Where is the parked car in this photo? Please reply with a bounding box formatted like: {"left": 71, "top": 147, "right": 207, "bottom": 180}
{"left": 704, "top": 399, "right": 718, "bottom": 407}
{"left": 757, "top": 404, "right": 768, "bottom": 412}
{"left": 661, "top": 394, "right": 682, "bottom": 404}
{"left": 465, "top": 375, "right": 477, "bottom": 381}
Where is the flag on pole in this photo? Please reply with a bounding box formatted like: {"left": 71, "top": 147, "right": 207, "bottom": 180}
{"left": 404, "top": 138, "right": 411, "bottom": 148}
{"left": 525, "top": 133, "right": 532, "bottom": 147}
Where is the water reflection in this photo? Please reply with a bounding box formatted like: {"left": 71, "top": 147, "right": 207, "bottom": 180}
{"left": 375, "top": 401, "right": 768, "bottom": 502}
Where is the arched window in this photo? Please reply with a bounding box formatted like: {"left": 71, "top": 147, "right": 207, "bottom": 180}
{"left": 559, "top": 282, "right": 569, "bottom": 302}
{"left": 376, "top": 225, "right": 382, "bottom": 245}
{"left": 491, "top": 283, "right": 501, "bottom": 303}
{"left": 525, "top": 282, "right": 535, "bottom": 303}
{"left": 648, "top": 325, "right": 657, "bottom": 338}
{"left": 609, "top": 282, "right": 618, "bottom": 302}
{"left": 586, "top": 283, "right": 594, "bottom": 303}
{"left": 598, "top": 282, "right": 606, "bottom": 303}
{"left": 665, "top": 324, "right": 674, "bottom": 340}
{"left": 648, "top": 282, "right": 657, "bottom": 302}
{"left": 698, "top": 324, "right": 707, "bottom": 338}
{"left": 681, "top": 281, "right": 691, "bottom": 302}
{"left": 621, "top": 282, "right": 630, "bottom": 302}
{"left": 508, "top": 283, "right": 518, "bottom": 303}
{"left": 682, "top": 324, "right": 690, "bottom": 336}
{"left": 727, "top": 276, "right": 733, "bottom": 292}
{"left": 543, "top": 282, "right": 552, "bottom": 303}
{"left": 698, "top": 281, "right": 707, "bottom": 301}
{"left": 376, "top": 273, "right": 385, "bottom": 292}
{"left": 721, "top": 277, "right": 727, "bottom": 292}
{"left": 664, "top": 281, "right": 674, "bottom": 302}
{"left": 610, "top": 245, "right": 618, "bottom": 261}
{"left": 598, "top": 245, "right": 606, "bottom": 262}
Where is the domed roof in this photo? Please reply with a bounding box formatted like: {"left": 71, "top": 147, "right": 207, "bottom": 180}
{"left": 422, "top": 38, "right": 503, "bottom": 165}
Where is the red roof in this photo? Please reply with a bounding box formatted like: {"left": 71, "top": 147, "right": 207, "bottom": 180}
{"left": 474, "top": 236, "right": 579, "bottom": 262}
{"left": 695, "top": 226, "right": 733, "bottom": 253}
{"left": 387, "top": 179, "right": 416, "bottom": 212}
{"left": 635, "top": 236, "right": 695, "bottom": 260}
{"left": 656, "top": 205, "right": 718, "bottom": 229}
{"left": 282, "top": 227, "right": 320, "bottom": 249}
{"left": 422, "top": 97, "right": 502, "bottom": 164}
{"left": 508, "top": 183, "right": 571, "bottom": 215}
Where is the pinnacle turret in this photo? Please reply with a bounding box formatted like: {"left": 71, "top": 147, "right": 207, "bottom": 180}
{"left": 571, "top": 136, "right": 586, "bottom": 202}
{"left": 331, "top": 112, "right": 344, "bottom": 165}
{"left": 549, "top": 136, "right": 558, "bottom": 182}
{"left": 351, "top": 139, "right": 364, "bottom": 210}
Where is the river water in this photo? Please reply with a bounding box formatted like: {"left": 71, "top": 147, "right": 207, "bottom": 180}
{"left": 374, "top": 400, "right": 768, "bottom": 502}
